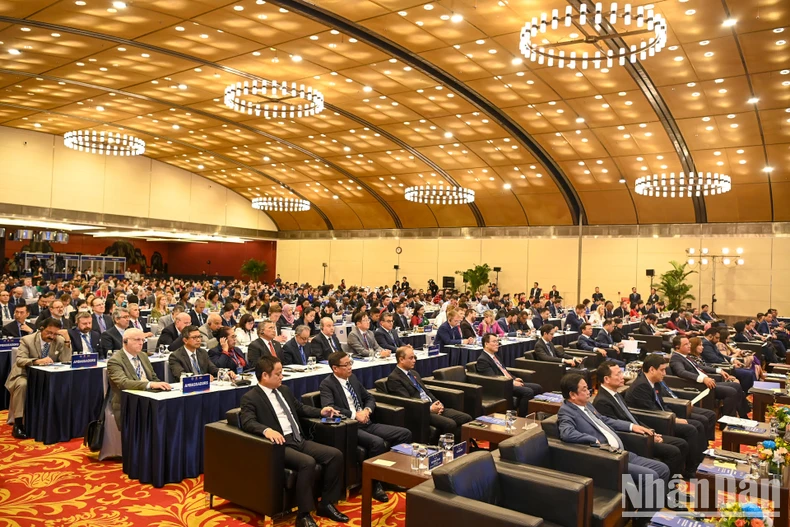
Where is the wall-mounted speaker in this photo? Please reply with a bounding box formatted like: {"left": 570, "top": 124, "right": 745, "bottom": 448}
{"left": 646, "top": 269, "right": 655, "bottom": 277}
{"left": 442, "top": 276, "right": 455, "bottom": 289}
{"left": 493, "top": 266, "right": 502, "bottom": 272}
{"left": 393, "top": 265, "right": 400, "bottom": 270}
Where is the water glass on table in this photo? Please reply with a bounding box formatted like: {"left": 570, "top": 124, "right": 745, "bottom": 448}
{"left": 505, "top": 410, "right": 516, "bottom": 432}
{"left": 306, "top": 356, "right": 316, "bottom": 371}
{"left": 440, "top": 433, "right": 455, "bottom": 463}
{"left": 410, "top": 443, "right": 421, "bottom": 471}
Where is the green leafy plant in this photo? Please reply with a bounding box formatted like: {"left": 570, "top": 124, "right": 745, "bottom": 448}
{"left": 455, "top": 264, "right": 491, "bottom": 294}
{"left": 103, "top": 240, "right": 145, "bottom": 265}
{"left": 240, "top": 258, "right": 268, "bottom": 281}
{"left": 656, "top": 260, "right": 696, "bottom": 311}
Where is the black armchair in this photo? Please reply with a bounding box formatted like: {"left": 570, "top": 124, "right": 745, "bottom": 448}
{"left": 371, "top": 377, "right": 464, "bottom": 444}
{"left": 494, "top": 428, "right": 627, "bottom": 527}
{"left": 301, "top": 390, "right": 404, "bottom": 488}
{"left": 423, "top": 366, "right": 509, "bottom": 416}
{"left": 204, "top": 408, "right": 357, "bottom": 519}
{"left": 540, "top": 414, "right": 655, "bottom": 458}
{"left": 662, "top": 370, "right": 719, "bottom": 411}
{"left": 515, "top": 351, "right": 569, "bottom": 392}
{"left": 407, "top": 451, "right": 589, "bottom": 527}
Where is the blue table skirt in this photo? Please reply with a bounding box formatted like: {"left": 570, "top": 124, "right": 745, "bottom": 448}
{"left": 151, "top": 361, "right": 165, "bottom": 383}
{"left": 26, "top": 366, "right": 106, "bottom": 444}
{"left": 0, "top": 350, "right": 10, "bottom": 411}
{"left": 281, "top": 354, "right": 449, "bottom": 397}
{"left": 401, "top": 334, "right": 427, "bottom": 349}
{"left": 122, "top": 387, "right": 253, "bottom": 488}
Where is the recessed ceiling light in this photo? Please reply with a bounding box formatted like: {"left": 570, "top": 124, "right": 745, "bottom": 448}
{"left": 175, "top": 26, "right": 185, "bottom": 31}
{"left": 292, "top": 55, "right": 302, "bottom": 62}
{"left": 440, "top": 14, "right": 449, "bottom": 20}
{"left": 112, "top": 1, "right": 127, "bottom": 8}
{"left": 233, "top": 5, "right": 244, "bottom": 10}
{"left": 777, "top": 40, "right": 787, "bottom": 46}
{"left": 20, "top": 27, "right": 30, "bottom": 32}
{"left": 107, "top": 7, "right": 116, "bottom": 12}
{"left": 75, "top": 1, "right": 86, "bottom": 4}
{"left": 747, "top": 97, "right": 759, "bottom": 104}
{"left": 730, "top": 123, "right": 738, "bottom": 128}
{"left": 476, "top": 39, "right": 485, "bottom": 44}
{"left": 774, "top": 28, "right": 785, "bottom": 33}
{"left": 444, "top": 131, "right": 453, "bottom": 138}
{"left": 674, "top": 56, "right": 683, "bottom": 61}
{"left": 704, "top": 52, "right": 714, "bottom": 57}
{"left": 96, "top": 105, "right": 105, "bottom": 111}
{"left": 576, "top": 117, "right": 585, "bottom": 123}
{"left": 763, "top": 166, "right": 774, "bottom": 173}
{"left": 488, "top": 49, "right": 497, "bottom": 54}
{"left": 700, "top": 40, "right": 709, "bottom": 46}
{"left": 34, "top": 123, "right": 41, "bottom": 128}
{"left": 685, "top": 9, "right": 695, "bottom": 15}
{"left": 714, "top": 78, "right": 724, "bottom": 83}
{"left": 424, "top": 4, "right": 434, "bottom": 10}
{"left": 178, "top": 84, "right": 188, "bottom": 90}
{"left": 705, "top": 126, "right": 714, "bottom": 131}
{"left": 450, "top": 13, "right": 463, "bottom": 23}
{"left": 687, "top": 82, "right": 696, "bottom": 87}
{"left": 172, "top": 124, "right": 179, "bottom": 130}
{"left": 141, "top": 53, "right": 150, "bottom": 58}
{"left": 722, "top": 18, "right": 737, "bottom": 27}
{"left": 398, "top": 11, "right": 407, "bottom": 15}
{"left": 8, "top": 49, "right": 20, "bottom": 55}
{"left": 511, "top": 57, "right": 522, "bottom": 65}
{"left": 718, "top": 88, "right": 727, "bottom": 94}
{"left": 503, "top": 183, "right": 512, "bottom": 190}
{"left": 363, "top": 86, "right": 372, "bottom": 92}
{"left": 702, "top": 116, "right": 711, "bottom": 121}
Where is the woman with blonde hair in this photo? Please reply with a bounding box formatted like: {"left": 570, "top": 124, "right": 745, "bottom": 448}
{"left": 149, "top": 294, "right": 170, "bottom": 325}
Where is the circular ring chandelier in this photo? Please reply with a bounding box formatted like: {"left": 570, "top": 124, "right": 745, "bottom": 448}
{"left": 63, "top": 130, "right": 145, "bottom": 156}
{"left": 251, "top": 196, "right": 311, "bottom": 212}
{"left": 634, "top": 172, "right": 732, "bottom": 198}
{"left": 519, "top": 3, "right": 668, "bottom": 69}
{"left": 404, "top": 185, "right": 475, "bottom": 205}
{"left": 224, "top": 80, "right": 324, "bottom": 119}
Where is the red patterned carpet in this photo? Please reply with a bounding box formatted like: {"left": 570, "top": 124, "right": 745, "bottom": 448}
{"left": 0, "top": 410, "right": 406, "bottom": 527}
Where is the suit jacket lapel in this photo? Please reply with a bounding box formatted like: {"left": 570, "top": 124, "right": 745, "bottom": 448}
{"left": 331, "top": 375, "right": 351, "bottom": 411}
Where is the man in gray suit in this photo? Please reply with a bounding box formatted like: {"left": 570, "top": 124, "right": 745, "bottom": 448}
{"left": 107, "top": 328, "right": 170, "bottom": 428}
{"left": 5, "top": 318, "right": 72, "bottom": 439}
{"left": 199, "top": 314, "right": 222, "bottom": 350}
{"left": 347, "top": 312, "right": 387, "bottom": 358}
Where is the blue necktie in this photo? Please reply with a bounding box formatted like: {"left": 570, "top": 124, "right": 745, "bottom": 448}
{"left": 407, "top": 371, "right": 430, "bottom": 401}
{"left": 81, "top": 333, "right": 93, "bottom": 353}
{"left": 190, "top": 353, "right": 201, "bottom": 374}
{"left": 97, "top": 316, "right": 106, "bottom": 333}
{"left": 299, "top": 345, "right": 306, "bottom": 365}
{"left": 42, "top": 342, "right": 50, "bottom": 358}
{"left": 660, "top": 381, "right": 677, "bottom": 398}
{"left": 133, "top": 356, "right": 142, "bottom": 379}
{"left": 346, "top": 381, "right": 362, "bottom": 411}
{"left": 654, "top": 388, "right": 666, "bottom": 410}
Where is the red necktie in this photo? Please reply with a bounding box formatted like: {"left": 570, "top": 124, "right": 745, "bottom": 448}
{"left": 269, "top": 341, "right": 276, "bottom": 356}
{"left": 492, "top": 355, "right": 512, "bottom": 379}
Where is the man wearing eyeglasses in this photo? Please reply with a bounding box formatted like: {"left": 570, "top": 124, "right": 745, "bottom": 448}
{"left": 99, "top": 307, "right": 131, "bottom": 358}
{"left": 168, "top": 325, "right": 231, "bottom": 381}
{"left": 320, "top": 351, "right": 412, "bottom": 503}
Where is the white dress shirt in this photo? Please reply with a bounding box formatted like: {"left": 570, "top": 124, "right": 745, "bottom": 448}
{"left": 124, "top": 349, "right": 150, "bottom": 388}
{"left": 334, "top": 374, "right": 362, "bottom": 412}
{"left": 259, "top": 384, "right": 293, "bottom": 436}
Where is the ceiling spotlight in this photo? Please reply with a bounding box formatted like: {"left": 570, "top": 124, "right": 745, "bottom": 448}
{"left": 424, "top": 3, "right": 434, "bottom": 9}
{"left": 722, "top": 18, "right": 737, "bottom": 27}
{"left": 688, "top": 258, "right": 695, "bottom": 266}
{"left": 112, "top": 1, "right": 127, "bottom": 8}
{"left": 363, "top": 86, "right": 373, "bottom": 92}
{"left": 444, "top": 131, "right": 453, "bottom": 138}
{"left": 701, "top": 258, "right": 709, "bottom": 265}
{"left": 503, "top": 183, "right": 512, "bottom": 190}
{"left": 701, "top": 248, "right": 709, "bottom": 255}
{"left": 763, "top": 167, "right": 774, "bottom": 173}
{"left": 177, "top": 84, "right": 188, "bottom": 90}
{"left": 688, "top": 248, "right": 696, "bottom": 254}
{"left": 96, "top": 105, "right": 105, "bottom": 111}
{"left": 736, "top": 247, "right": 743, "bottom": 254}
{"left": 450, "top": 13, "right": 463, "bottom": 23}
{"left": 511, "top": 57, "right": 523, "bottom": 65}
{"left": 233, "top": 5, "right": 244, "bottom": 10}
{"left": 722, "top": 258, "right": 731, "bottom": 265}
{"left": 722, "top": 247, "right": 729, "bottom": 255}
{"left": 75, "top": 1, "right": 86, "bottom": 4}
{"left": 291, "top": 55, "right": 302, "bottom": 62}
{"left": 737, "top": 259, "right": 744, "bottom": 265}
{"left": 343, "top": 146, "right": 351, "bottom": 152}
{"left": 747, "top": 97, "right": 759, "bottom": 104}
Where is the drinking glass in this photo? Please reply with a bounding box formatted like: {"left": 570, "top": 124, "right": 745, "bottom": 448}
{"left": 770, "top": 417, "right": 779, "bottom": 438}
{"left": 748, "top": 453, "right": 760, "bottom": 480}
{"left": 417, "top": 445, "right": 428, "bottom": 470}
{"left": 505, "top": 410, "right": 514, "bottom": 432}
{"left": 373, "top": 351, "right": 381, "bottom": 361}
{"left": 441, "top": 433, "right": 455, "bottom": 463}
{"left": 307, "top": 357, "right": 316, "bottom": 371}
{"left": 410, "top": 443, "right": 421, "bottom": 470}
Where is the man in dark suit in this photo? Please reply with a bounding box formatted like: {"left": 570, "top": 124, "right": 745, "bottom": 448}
{"left": 496, "top": 309, "right": 520, "bottom": 336}
{"left": 529, "top": 282, "right": 542, "bottom": 300}
{"left": 393, "top": 302, "right": 410, "bottom": 331}
{"left": 69, "top": 311, "right": 102, "bottom": 355}
{"left": 477, "top": 333, "right": 544, "bottom": 416}
{"left": 99, "top": 307, "right": 131, "bottom": 356}
{"left": 564, "top": 304, "right": 586, "bottom": 333}
{"left": 189, "top": 297, "right": 207, "bottom": 327}
{"left": 733, "top": 321, "right": 779, "bottom": 364}
{"left": 594, "top": 360, "right": 691, "bottom": 478}
{"left": 311, "top": 317, "right": 341, "bottom": 362}
{"left": 240, "top": 355, "right": 347, "bottom": 527}
{"left": 534, "top": 324, "right": 582, "bottom": 366}
{"left": 0, "top": 290, "right": 14, "bottom": 327}
{"left": 321, "top": 351, "right": 412, "bottom": 504}
{"left": 629, "top": 287, "right": 641, "bottom": 305}
{"left": 386, "top": 346, "right": 472, "bottom": 442}
{"left": 248, "top": 320, "right": 285, "bottom": 366}
{"left": 577, "top": 323, "right": 621, "bottom": 366}
{"left": 548, "top": 285, "right": 560, "bottom": 300}
{"left": 669, "top": 335, "right": 747, "bottom": 418}
{"left": 592, "top": 287, "right": 604, "bottom": 303}
{"left": 613, "top": 300, "right": 631, "bottom": 319}
{"left": 700, "top": 327, "right": 755, "bottom": 393}
{"left": 532, "top": 307, "right": 550, "bottom": 333}
{"left": 127, "top": 303, "right": 152, "bottom": 337}
{"left": 168, "top": 325, "right": 222, "bottom": 381}
{"left": 283, "top": 325, "right": 314, "bottom": 366}
{"left": 37, "top": 299, "right": 71, "bottom": 330}
{"left": 624, "top": 354, "right": 710, "bottom": 463}
{"left": 647, "top": 288, "right": 659, "bottom": 305}
{"left": 157, "top": 312, "right": 191, "bottom": 352}
{"left": 434, "top": 309, "right": 475, "bottom": 349}
{"left": 558, "top": 372, "right": 669, "bottom": 520}
{"left": 27, "top": 293, "right": 53, "bottom": 320}
{"left": 91, "top": 298, "right": 113, "bottom": 334}
{"left": 375, "top": 312, "right": 408, "bottom": 353}
{"left": 2, "top": 304, "right": 33, "bottom": 338}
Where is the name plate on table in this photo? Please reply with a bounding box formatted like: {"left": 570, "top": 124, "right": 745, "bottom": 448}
{"left": 71, "top": 353, "right": 98, "bottom": 369}
{"left": 696, "top": 464, "right": 748, "bottom": 480}
{"left": 428, "top": 451, "right": 443, "bottom": 471}
{"left": 182, "top": 374, "right": 211, "bottom": 394}
{"left": 0, "top": 338, "right": 20, "bottom": 350}
{"left": 428, "top": 345, "right": 439, "bottom": 356}
{"left": 424, "top": 324, "right": 434, "bottom": 332}
{"left": 453, "top": 441, "right": 467, "bottom": 459}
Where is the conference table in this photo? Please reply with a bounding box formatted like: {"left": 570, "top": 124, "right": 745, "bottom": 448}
{"left": 441, "top": 331, "right": 578, "bottom": 367}
{"left": 121, "top": 351, "right": 449, "bottom": 488}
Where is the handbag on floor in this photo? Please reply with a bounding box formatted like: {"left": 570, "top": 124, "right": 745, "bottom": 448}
{"left": 84, "top": 380, "right": 112, "bottom": 452}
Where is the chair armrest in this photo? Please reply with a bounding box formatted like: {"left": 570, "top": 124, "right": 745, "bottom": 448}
{"left": 566, "top": 350, "right": 598, "bottom": 358}
{"left": 466, "top": 372, "right": 514, "bottom": 400}
{"left": 369, "top": 390, "right": 432, "bottom": 443}
{"left": 630, "top": 408, "right": 675, "bottom": 435}
{"left": 547, "top": 438, "right": 627, "bottom": 491}
{"left": 663, "top": 398, "right": 691, "bottom": 418}
{"left": 616, "top": 430, "right": 654, "bottom": 458}
{"left": 407, "top": 482, "right": 543, "bottom": 527}
{"left": 428, "top": 385, "right": 465, "bottom": 411}
{"left": 506, "top": 368, "right": 537, "bottom": 382}
{"left": 423, "top": 378, "right": 483, "bottom": 416}
{"left": 497, "top": 462, "right": 588, "bottom": 527}
{"left": 374, "top": 402, "right": 406, "bottom": 427}
{"left": 301, "top": 417, "right": 353, "bottom": 449}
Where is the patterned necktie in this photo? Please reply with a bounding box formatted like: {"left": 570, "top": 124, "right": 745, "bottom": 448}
{"left": 492, "top": 354, "right": 512, "bottom": 379}
{"left": 273, "top": 389, "right": 302, "bottom": 442}
{"left": 328, "top": 336, "right": 337, "bottom": 352}
{"left": 362, "top": 332, "right": 370, "bottom": 350}
{"left": 190, "top": 353, "right": 201, "bottom": 374}
{"left": 133, "top": 356, "right": 142, "bottom": 378}
{"left": 346, "top": 381, "right": 362, "bottom": 411}
{"left": 268, "top": 341, "right": 276, "bottom": 357}
{"left": 2, "top": 304, "right": 9, "bottom": 320}
{"left": 81, "top": 333, "right": 93, "bottom": 353}
{"left": 407, "top": 371, "right": 431, "bottom": 401}
{"left": 42, "top": 341, "right": 50, "bottom": 358}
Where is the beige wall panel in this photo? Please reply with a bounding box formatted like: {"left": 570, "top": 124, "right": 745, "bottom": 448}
{"left": 295, "top": 240, "right": 331, "bottom": 285}
{"left": 398, "top": 239, "right": 440, "bottom": 292}
{"left": 361, "top": 239, "right": 400, "bottom": 287}
{"left": 189, "top": 175, "right": 227, "bottom": 226}
{"left": 480, "top": 238, "right": 529, "bottom": 297}
{"left": 276, "top": 240, "right": 302, "bottom": 282}
{"left": 52, "top": 141, "right": 106, "bottom": 214}
{"left": 635, "top": 237, "right": 700, "bottom": 303}
{"left": 770, "top": 238, "right": 790, "bottom": 315}
{"left": 225, "top": 190, "right": 278, "bottom": 232}
{"left": 437, "top": 239, "right": 481, "bottom": 291}
{"left": 327, "top": 240, "right": 363, "bottom": 286}
{"left": 0, "top": 128, "right": 54, "bottom": 207}
{"left": 529, "top": 238, "right": 579, "bottom": 303}
{"left": 149, "top": 162, "right": 192, "bottom": 221}
{"left": 103, "top": 155, "right": 152, "bottom": 217}
{"left": 580, "top": 238, "right": 638, "bottom": 303}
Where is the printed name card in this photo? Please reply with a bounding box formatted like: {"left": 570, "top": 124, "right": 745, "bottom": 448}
{"left": 453, "top": 441, "right": 467, "bottom": 459}
{"left": 182, "top": 374, "right": 211, "bottom": 394}
{"left": 71, "top": 353, "right": 98, "bottom": 369}
{"left": 428, "top": 451, "right": 443, "bottom": 471}
{"left": 424, "top": 324, "right": 434, "bottom": 332}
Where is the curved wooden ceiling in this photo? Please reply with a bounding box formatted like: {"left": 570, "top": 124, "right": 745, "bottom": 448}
{"left": 0, "top": 0, "right": 787, "bottom": 230}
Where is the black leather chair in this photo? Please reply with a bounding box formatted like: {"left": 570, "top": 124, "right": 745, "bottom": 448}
{"left": 423, "top": 365, "right": 508, "bottom": 416}
{"left": 204, "top": 408, "right": 356, "bottom": 519}
{"left": 371, "top": 377, "right": 465, "bottom": 444}
{"left": 465, "top": 361, "right": 539, "bottom": 413}
{"left": 627, "top": 333, "right": 664, "bottom": 354}
{"left": 407, "top": 451, "right": 589, "bottom": 527}
{"left": 540, "top": 413, "right": 654, "bottom": 458}
{"left": 494, "top": 428, "right": 627, "bottom": 527}
{"left": 515, "top": 348, "right": 598, "bottom": 392}
{"left": 663, "top": 363, "right": 720, "bottom": 411}
{"left": 301, "top": 390, "right": 404, "bottom": 489}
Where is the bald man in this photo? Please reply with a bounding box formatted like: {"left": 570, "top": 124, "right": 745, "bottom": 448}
{"left": 199, "top": 313, "right": 222, "bottom": 350}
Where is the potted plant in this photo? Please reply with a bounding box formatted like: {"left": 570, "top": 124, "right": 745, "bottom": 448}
{"left": 240, "top": 258, "right": 268, "bottom": 281}
{"left": 713, "top": 501, "right": 773, "bottom": 527}
{"left": 767, "top": 405, "right": 790, "bottom": 433}
{"left": 757, "top": 439, "right": 790, "bottom": 478}
{"left": 656, "top": 261, "right": 696, "bottom": 311}
{"left": 455, "top": 264, "right": 491, "bottom": 295}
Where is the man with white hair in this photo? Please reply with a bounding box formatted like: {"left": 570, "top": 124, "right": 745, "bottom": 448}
{"left": 475, "top": 296, "right": 490, "bottom": 316}
{"left": 199, "top": 313, "right": 222, "bottom": 350}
